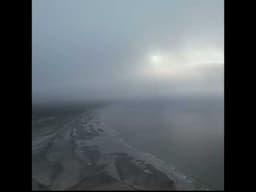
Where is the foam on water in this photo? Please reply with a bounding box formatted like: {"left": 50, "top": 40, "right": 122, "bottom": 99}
{"left": 32, "top": 108, "right": 208, "bottom": 190}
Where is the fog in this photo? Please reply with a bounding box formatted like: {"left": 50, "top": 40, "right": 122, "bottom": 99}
{"left": 32, "top": 0, "right": 224, "bottom": 103}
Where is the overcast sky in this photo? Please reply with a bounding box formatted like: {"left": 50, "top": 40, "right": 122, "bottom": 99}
{"left": 32, "top": 0, "right": 224, "bottom": 103}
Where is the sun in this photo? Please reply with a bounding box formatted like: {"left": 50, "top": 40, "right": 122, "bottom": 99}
{"left": 150, "top": 55, "right": 161, "bottom": 63}
{"left": 145, "top": 52, "right": 184, "bottom": 79}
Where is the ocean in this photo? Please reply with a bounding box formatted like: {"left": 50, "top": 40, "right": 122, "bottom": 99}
{"left": 101, "top": 98, "right": 224, "bottom": 190}
{"left": 32, "top": 98, "right": 224, "bottom": 190}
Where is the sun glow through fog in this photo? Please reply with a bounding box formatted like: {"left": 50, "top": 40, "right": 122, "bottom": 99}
{"left": 141, "top": 48, "right": 224, "bottom": 81}
{"left": 151, "top": 55, "right": 162, "bottom": 63}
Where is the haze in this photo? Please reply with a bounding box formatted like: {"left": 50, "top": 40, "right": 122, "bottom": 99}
{"left": 32, "top": 0, "right": 224, "bottom": 103}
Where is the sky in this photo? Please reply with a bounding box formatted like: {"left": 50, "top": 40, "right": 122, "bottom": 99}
{"left": 32, "top": 0, "right": 224, "bottom": 103}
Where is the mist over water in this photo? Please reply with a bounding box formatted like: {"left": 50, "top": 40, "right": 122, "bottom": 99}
{"left": 32, "top": 0, "right": 224, "bottom": 190}
{"left": 33, "top": 0, "right": 223, "bottom": 103}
